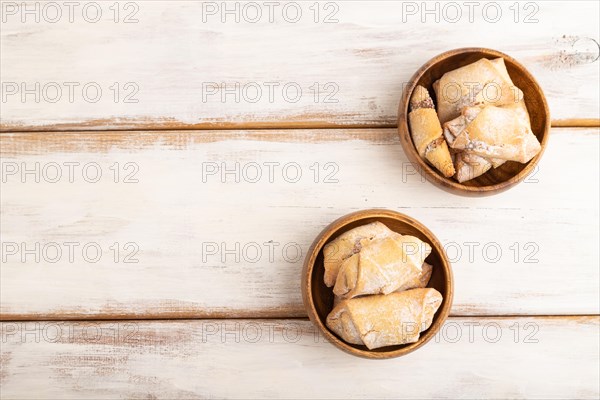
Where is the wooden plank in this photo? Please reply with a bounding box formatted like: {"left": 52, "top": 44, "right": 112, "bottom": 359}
{"left": 1, "top": 1, "right": 598, "bottom": 131}
{"left": 1, "top": 127, "right": 598, "bottom": 319}
{"left": 0, "top": 317, "right": 598, "bottom": 399}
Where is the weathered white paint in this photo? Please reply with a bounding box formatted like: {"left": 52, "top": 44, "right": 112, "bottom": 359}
{"left": 1, "top": 127, "right": 598, "bottom": 318}
{"left": 0, "top": 317, "right": 598, "bottom": 399}
{"left": 1, "top": 1, "right": 598, "bottom": 130}
{"left": 1, "top": 3, "right": 598, "bottom": 397}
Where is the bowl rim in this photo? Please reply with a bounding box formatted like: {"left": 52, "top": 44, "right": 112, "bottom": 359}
{"left": 397, "top": 47, "right": 551, "bottom": 196}
{"left": 301, "top": 209, "right": 454, "bottom": 359}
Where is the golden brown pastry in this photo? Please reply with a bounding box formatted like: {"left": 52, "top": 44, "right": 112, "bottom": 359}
{"left": 332, "top": 261, "right": 432, "bottom": 307}
{"left": 489, "top": 58, "right": 532, "bottom": 168}
{"left": 443, "top": 107, "right": 499, "bottom": 178}
{"left": 333, "top": 233, "right": 432, "bottom": 299}
{"left": 396, "top": 261, "right": 433, "bottom": 292}
{"left": 433, "top": 58, "right": 523, "bottom": 124}
{"left": 441, "top": 58, "right": 536, "bottom": 180}
{"left": 449, "top": 105, "right": 541, "bottom": 163}
{"left": 409, "top": 85, "right": 455, "bottom": 177}
{"left": 323, "top": 222, "right": 392, "bottom": 287}
{"left": 327, "top": 288, "right": 443, "bottom": 349}
{"left": 454, "top": 151, "right": 493, "bottom": 183}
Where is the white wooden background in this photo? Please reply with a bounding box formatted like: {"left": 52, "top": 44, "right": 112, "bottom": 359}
{"left": 1, "top": 1, "right": 599, "bottom": 399}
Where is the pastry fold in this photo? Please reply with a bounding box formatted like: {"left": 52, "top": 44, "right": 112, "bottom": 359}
{"left": 433, "top": 58, "right": 523, "bottom": 124}
{"left": 326, "top": 288, "right": 443, "bottom": 349}
{"left": 333, "top": 233, "right": 432, "bottom": 299}
{"left": 486, "top": 59, "right": 531, "bottom": 168}
{"left": 396, "top": 261, "right": 433, "bottom": 292}
{"left": 449, "top": 105, "right": 541, "bottom": 163}
{"left": 434, "top": 58, "right": 540, "bottom": 182}
{"left": 332, "top": 262, "right": 432, "bottom": 307}
{"left": 323, "top": 222, "right": 392, "bottom": 287}
{"left": 408, "top": 86, "right": 455, "bottom": 177}
{"left": 454, "top": 152, "right": 493, "bottom": 183}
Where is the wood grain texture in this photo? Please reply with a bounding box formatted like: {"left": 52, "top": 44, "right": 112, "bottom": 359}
{"left": 1, "top": 127, "right": 598, "bottom": 319}
{"left": 1, "top": 1, "right": 598, "bottom": 131}
{"left": 0, "top": 317, "right": 598, "bottom": 399}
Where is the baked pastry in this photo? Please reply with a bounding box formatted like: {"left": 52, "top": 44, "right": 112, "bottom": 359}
{"left": 487, "top": 58, "right": 532, "bottom": 168}
{"left": 327, "top": 288, "right": 443, "bottom": 349}
{"left": 454, "top": 152, "right": 493, "bottom": 183}
{"left": 448, "top": 105, "right": 541, "bottom": 163}
{"left": 332, "top": 261, "right": 432, "bottom": 306}
{"left": 333, "top": 233, "right": 432, "bottom": 299}
{"left": 396, "top": 261, "right": 433, "bottom": 292}
{"left": 433, "top": 58, "right": 523, "bottom": 124}
{"left": 434, "top": 57, "right": 538, "bottom": 182}
{"left": 323, "top": 222, "right": 392, "bottom": 287}
{"left": 408, "top": 85, "right": 455, "bottom": 177}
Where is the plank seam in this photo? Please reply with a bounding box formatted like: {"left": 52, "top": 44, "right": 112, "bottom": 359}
{"left": 1, "top": 120, "right": 599, "bottom": 134}
{"left": 1, "top": 314, "right": 598, "bottom": 323}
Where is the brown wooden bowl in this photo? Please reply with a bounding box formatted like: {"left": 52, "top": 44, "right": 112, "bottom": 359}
{"left": 301, "top": 209, "right": 453, "bottom": 359}
{"left": 398, "top": 48, "right": 550, "bottom": 196}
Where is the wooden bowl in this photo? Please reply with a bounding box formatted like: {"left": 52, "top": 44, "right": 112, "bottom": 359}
{"left": 398, "top": 48, "right": 550, "bottom": 196}
{"left": 301, "top": 209, "right": 453, "bottom": 359}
